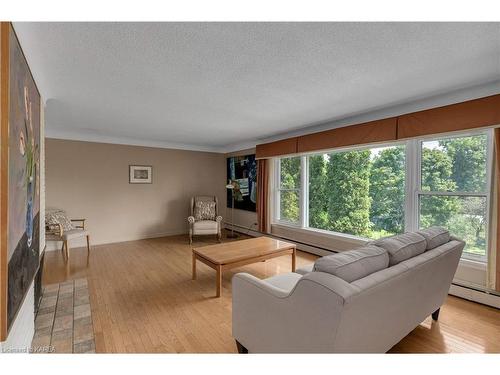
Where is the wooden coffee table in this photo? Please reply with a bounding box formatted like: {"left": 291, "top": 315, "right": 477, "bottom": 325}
{"left": 192, "top": 236, "right": 296, "bottom": 297}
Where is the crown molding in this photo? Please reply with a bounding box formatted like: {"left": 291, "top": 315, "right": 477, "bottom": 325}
{"left": 45, "top": 128, "right": 223, "bottom": 153}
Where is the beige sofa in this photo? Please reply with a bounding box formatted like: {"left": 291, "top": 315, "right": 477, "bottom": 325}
{"left": 232, "top": 228, "right": 464, "bottom": 353}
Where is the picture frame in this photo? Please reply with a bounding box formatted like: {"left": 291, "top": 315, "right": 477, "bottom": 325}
{"left": 129, "top": 165, "right": 152, "bottom": 184}
{"left": 0, "top": 22, "right": 42, "bottom": 340}
{"left": 226, "top": 154, "right": 257, "bottom": 212}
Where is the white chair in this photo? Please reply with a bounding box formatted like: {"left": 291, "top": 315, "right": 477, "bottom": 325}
{"left": 187, "top": 196, "right": 223, "bottom": 244}
{"left": 45, "top": 209, "right": 91, "bottom": 261}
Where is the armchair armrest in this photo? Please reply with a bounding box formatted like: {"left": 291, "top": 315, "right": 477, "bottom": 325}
{"left": 71, "top": 218, "right": 86, "bottom": 229}
{"left": 187, "top": 216, "right": 195, "bottom": 224}
{"left": 46, "top": 222, "right": 64, "bottom": 237}
{"left": 216, "top": 215, "right": 223, "bottom": 223}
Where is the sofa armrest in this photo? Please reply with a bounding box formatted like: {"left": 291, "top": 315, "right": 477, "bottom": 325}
{"left": 232, "top": 271, "right": 352, "bottom": 353}
{"left": 187, "top": 216, "right": 195, "bottom": 224}
{"left": 232, "top": 273, "right": 292, "bottom": 299}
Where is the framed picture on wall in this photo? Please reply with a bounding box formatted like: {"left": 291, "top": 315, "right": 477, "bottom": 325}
{"left": 129, "top": 165, "right": 152, "bottom": 184}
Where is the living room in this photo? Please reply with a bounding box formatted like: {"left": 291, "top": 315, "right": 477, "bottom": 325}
{"left": 1, "top": 1, "right": 500, "bottom": 373}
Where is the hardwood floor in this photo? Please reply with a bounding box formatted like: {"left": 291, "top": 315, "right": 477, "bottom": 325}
{"left": 42, "top": 233, "right": 500, "bottom": 353}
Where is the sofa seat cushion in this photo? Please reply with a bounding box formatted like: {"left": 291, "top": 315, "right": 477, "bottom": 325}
{"left": 313, "top": 246, "right": 389, "bottom": 283}
{"left": 295, "top": 264, "right": 314, "bottom": 275}
{"left": 264, "top": 273, "right": 302, "bottom": 292}
{"left": 373, "top": 232, "right": 426, "bottom": 266}
{"left": 417, "top": 226, "right": 450, "bottom": 250}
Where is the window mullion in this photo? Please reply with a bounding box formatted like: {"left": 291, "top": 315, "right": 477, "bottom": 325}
{"left": 405, "top": 139, "right": 418, "bottom": 232}
{"left": 300, "top": 155, "right": 309, "bottom": 228}
{"left": 274, "top": 158, "right": 281, "bottom": 223}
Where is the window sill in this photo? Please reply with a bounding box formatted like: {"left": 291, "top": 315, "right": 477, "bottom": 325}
{"left": 272, "top": 223, "right": 488, "bottom": 269}
{"left": 272, "top": 222, "right": 369, "bottom": 246}
{"left": 459, "top": 257, "right": 487, "bottom": 270}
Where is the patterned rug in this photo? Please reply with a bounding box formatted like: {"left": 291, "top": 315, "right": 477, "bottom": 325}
{"left": 32, "top": 278, "right": 95, "bottom": 353}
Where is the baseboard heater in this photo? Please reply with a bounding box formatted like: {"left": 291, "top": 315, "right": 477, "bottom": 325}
{"left": 224, "top": 224, "right": 500, "bottom": 310}
{"left": 223, "top": 223, "right": 336, "bottom": 256}
{"left": 449, "top": 282, "right": 500, "bottom": 309}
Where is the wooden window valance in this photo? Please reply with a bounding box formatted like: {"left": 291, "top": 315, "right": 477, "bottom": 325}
{"left": 255, "top": 94, "right": 500, "bottom": 158}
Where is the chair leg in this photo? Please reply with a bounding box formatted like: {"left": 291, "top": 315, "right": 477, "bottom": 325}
{"left": 235, "top": 340, "right": 248, "bottom": 354}
{"left": 432, "top": 308, "right": 440, "bottom": 321}
{"left": 86, "top": 235, "right": 91, "bottom": 255}
{"left": 64, "top": 240, "right": 69, "bottom": 262}
{"left": 189, "top": 233, "right": 193, "bottom": 245}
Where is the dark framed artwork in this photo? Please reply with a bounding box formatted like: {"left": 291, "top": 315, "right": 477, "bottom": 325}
{"left": 0, "top": 23, "right": 41, "bottom": 339}
{"left": 226, "top": 154, "right": 257, "bottom": 212}
{"left": 129, "top": 165, "right": 152, "bottom": 184}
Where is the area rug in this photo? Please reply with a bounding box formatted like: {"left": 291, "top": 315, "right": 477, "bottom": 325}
{"left": 31, "top": 278, "right": 95, "bottom": 353}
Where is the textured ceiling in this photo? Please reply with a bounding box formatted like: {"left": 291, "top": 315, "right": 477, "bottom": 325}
{"left": 13, "top": 22, "right": 500, "bottom": 151}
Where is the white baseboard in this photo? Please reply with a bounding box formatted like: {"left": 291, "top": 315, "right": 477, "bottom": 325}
{"left": 45, "top": 229, "right": 188, "bottom": 251}
{"left": 449, "top": 284, "right": 500, "bottom": 309}
{"left": 0, "top": 280, "right": 35, "bottom": 353}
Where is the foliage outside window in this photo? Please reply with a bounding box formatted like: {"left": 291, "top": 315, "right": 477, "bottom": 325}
{"left": 278, "top": 157, "right": 301, "bottom": 224}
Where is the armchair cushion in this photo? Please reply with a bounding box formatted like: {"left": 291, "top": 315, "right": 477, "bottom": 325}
{"left": 194, "top": 200, "right": 216, "bottom": 221}
{"left": 193, "top": 220, "right": 218, "bottom": 233}
{"left": 45, "top": 210, "right": 75, "bottom": 232}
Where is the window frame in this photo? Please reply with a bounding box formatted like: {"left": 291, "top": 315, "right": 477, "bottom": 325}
{"left": 274, "top": 156, "right": 303, "bottom": 227}
{"left": 412, "top": 130, "right": 492, "bottom": 262}
{"left": 272, "top": 128, "right": 493, "bottom": 263}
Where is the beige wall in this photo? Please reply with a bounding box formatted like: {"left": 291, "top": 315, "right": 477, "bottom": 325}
{"left": 224, "top": 148, "right": 258, "bottom": 232}
{"left": 45, "top": 138, "right": 226, "bottom": 248}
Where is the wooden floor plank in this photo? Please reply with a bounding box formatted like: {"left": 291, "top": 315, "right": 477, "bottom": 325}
{"left": 43, "top": 233, "right": 500, "bottom": 353}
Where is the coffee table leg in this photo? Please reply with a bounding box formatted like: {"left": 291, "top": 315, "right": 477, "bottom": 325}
{"left": 192, "top": 253, "right": 197, "bottom": 280}
{"left": 292, "top": 247, "right": 296, "bottom": 272}
{"left": 216, "top": 265, "right": 222, "bottom": 298}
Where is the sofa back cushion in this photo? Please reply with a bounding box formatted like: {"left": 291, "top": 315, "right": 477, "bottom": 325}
{"left": 372, "top": 232, "right": 426, "bottom": 266}
{"left": 417, "top": 226, "right": 450, "bottom": 250}
{"left": 313, "top": 245, "right": 389, "bottom": 283}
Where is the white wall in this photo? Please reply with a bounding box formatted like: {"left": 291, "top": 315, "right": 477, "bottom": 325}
{"left": 45, "top": 138, "right": 226, "bottom": 250}
{"left": 0, "top": 282, "right": 35, "bottom": 353}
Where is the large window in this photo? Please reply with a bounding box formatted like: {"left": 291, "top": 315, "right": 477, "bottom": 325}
{"left": 418, "top": 134, "right": 490, "bottom": 260}
{"left": 274, "top": 130, "right": 492, "bottom": 262}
